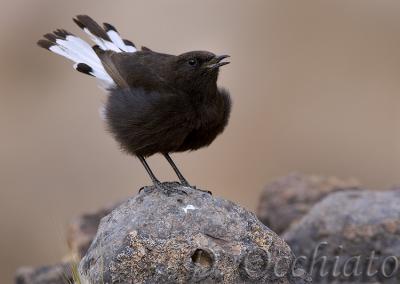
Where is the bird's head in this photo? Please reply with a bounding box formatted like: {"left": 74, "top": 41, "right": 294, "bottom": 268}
{"left": 171, "top": 51, "right": 230, "bottom": 94}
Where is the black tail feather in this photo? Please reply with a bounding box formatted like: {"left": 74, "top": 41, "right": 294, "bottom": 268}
{"left": 123, "top": 39, "right": 136, "bottom": 48}
{"left": 53, "top": 29, "right": 73, "bottom": 38}
{"left": 37, "top": 39, "right": 54, "bottom": 50}
{"left": 103, "top": 23, "right": 117, "bottom": 32}
{"left": 75, "top": 63, "right": 94, "bottom": 76}
{"left": 74, "top": 15, "right": 111, "bottom": 41}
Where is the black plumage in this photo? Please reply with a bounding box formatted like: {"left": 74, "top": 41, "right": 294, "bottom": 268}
{"left": 37, "top": 15, "right": 231, "bottom": 188}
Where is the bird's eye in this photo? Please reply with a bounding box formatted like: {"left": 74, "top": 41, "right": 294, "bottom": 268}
{"left": 188, "top": 58, "right": 198, "bottom": 66}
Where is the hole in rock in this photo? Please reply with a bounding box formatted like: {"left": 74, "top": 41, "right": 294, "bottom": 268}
{"left": 191, "top": 249, "right": 214, "bottom": 269}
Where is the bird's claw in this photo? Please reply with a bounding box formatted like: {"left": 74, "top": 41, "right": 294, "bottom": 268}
{"left": 201, "top": 189, "right": 212, "bottom": 195}
{"left": 179, "top": 181, "right": 211, "bottom": 195}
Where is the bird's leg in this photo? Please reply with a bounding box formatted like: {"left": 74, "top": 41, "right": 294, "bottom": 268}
{"left": 138, "top": 155, "right": 161, "bottom": 187}
{"left": 163, "top": 153, "right": 190, "bottom": 187}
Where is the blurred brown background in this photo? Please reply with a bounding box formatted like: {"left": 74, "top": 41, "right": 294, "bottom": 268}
{"left": 0, "top": 0, "right": 399, "bottom": 282}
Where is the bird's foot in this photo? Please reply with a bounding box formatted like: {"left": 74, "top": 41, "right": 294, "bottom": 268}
{"left": 154, "top": 181, "right": 188, "bottom": 196}
{"left": 139, "top": 184, "right": 158, "bottom": 194}
{"left": 140, "top": 181, "right": 211, "bottom": 196}
{"left": 178, "top": 180, "right": 212, "bottom": 195}
{"left": 139, "top": 179, "right": 163, "bottom": 194}
{"left": 167, "top": 184, "right": 188, "bottom": 196}
{"left": 154, "top": 180, "right": 165, "bottom": 191}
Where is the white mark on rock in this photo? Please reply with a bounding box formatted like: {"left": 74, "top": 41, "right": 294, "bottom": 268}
{"left": 182, "top": 204, "right": 197, "bottom": 213}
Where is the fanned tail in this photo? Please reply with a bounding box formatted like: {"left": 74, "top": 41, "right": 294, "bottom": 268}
{"left": 73, "top": 15, "right": 136, "bottom": 53}
{"left": 37, "top": 15, "right": 137, "bottom": 89}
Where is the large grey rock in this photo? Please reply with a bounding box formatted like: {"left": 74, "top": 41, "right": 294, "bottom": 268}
{"left": 284, "top": 189, "right": 400, "bottom": 283}
{"left": 257, "top": 173, "right": 361, "bottom": 234}
{"left": 79, "top": 182, "right": 310, "bottom": 283}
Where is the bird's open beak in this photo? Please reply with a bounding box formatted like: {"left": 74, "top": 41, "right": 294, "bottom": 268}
{"left": 206, "top": 55, "right": 230, "bottom": 69}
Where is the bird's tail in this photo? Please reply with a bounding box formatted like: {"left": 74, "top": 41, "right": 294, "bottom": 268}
{"left": 37, "top": 15, "right": 137, "bottom": 89}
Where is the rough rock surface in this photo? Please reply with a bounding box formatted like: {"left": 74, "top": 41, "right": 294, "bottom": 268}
{"left": 67, "top": 202, "right": 119, "bottom": 259}
{"left": 283, "top": 189, "right": 400, "bottom": 283}
{"left": 15, "top": 263, "right": 74, "bottom": 284}
{"left": 79, "top": 182, "right": 311, "bottom": 283}
{"left": 257, "top": 173, "right": 361, "bottom": 234}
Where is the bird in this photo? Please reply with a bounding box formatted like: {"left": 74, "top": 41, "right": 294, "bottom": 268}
{"left": 37, "top": 15, "right": 231, "bottom": 190}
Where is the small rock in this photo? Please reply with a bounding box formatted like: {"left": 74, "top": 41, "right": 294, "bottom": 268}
{"left": 79, "top": 182, "right": 311, "bottom": 283}
{"left": 15, "top": 262, "right": 74, "bottom": 284}
{"left": 283, "top": 189, "right": 400, "bottom": 283}
{"left": 257, "top": 173, "right": 361, "bottom": 234}
{"left": 67, "top": 202, "right": 119, "bottom": 259}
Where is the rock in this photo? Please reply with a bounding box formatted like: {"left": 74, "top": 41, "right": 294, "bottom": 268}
{"left": 283, "top": 190, "right": 400, "bottom": 283}
{"left": 79, "top": 182, "right": 311, "bottom": 283}
{"left": 67, "top": 202, "right": 119, "bottom": 259}
{"left": 257, "top": 173, "right": 361, "bottom": 234}
{"left": 15, "top": 262, "right": 74, "bottom": 284}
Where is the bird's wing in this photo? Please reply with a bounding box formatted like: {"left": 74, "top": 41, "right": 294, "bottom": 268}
{"left": 93, "top": 49, "right": 173, "bottom": 91}
{"left": 37, "top": 15, "right": 137, "bottom": 89}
